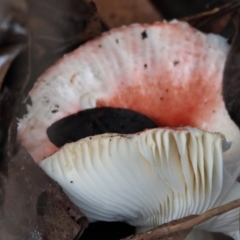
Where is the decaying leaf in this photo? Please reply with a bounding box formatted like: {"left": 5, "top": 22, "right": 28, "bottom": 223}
{"left": 18, "top": 0, "right": 102, "bottom": 97}
{"left": 0, "top": 1, "right": 102, "bottom": 239}
{"left": 89, "top": 0, "right": 162, "bottom": 28}
{"left": 150, "top": 0, "right": 210, "bottom": 19}
{"left": 1, "top": 1, "right": 240, "bottom": 240}
{"left": 152, "top": 0, "right": 239, "bottom": 38}
{"left": 0, "top": 148, "right": 88, "bottom": 240}
{"left": 7, "top": 0, "right": 28, "bottom": 13}
{"left": 180, "top": 1, "right": 240, "bottom": 35}
{"left": 223, "top": 11, "right": 240, "bottom": 128}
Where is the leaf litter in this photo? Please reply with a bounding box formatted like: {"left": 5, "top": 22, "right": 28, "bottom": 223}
{"left": 0, "top": 0, "right": 102, "bottom": 239}
{"left": 1, "top": 0, "right": 240, "bottom": 240}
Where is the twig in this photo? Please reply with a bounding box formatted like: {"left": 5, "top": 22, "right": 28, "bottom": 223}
{"left": 180, "top": 3, "right": 229, "bottom": 22}
{"left": 180, "top": 1, "right": 238, "bottom": 22}
{"left": 123, "top": 198, "right": 240, "bottom": 240}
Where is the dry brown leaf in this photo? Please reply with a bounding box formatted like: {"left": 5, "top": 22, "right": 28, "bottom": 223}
{"left": 8, "top": 0, "right": 28, "bottom": 12}
{"left": 180, "top": 1, "right": 240, "bottom": 34}
{"left": 0, "top": 2, "right": 103, "bottom": 240}
{"left": 19, "top": 0, "right": 102, "bottom": 97}
{"left": 0, "top": 148, "right": 88, "bottom": 240}
{"left": 223, "top": 10, "right": 240, "bottom": 129}
{"left": 88, "top": 0, "right": 162, "bottom": 28}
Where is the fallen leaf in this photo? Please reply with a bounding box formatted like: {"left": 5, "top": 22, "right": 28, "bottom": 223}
{"left": 150, "top": 0, "right": 210, "bottom": 19}
{"left": 8, "top": 0, "right": 28, "bottom": 13}
{"left": 180, "top": 1, "right": 240, "bottom": 35}
{"left": 90, "top": 0, "right": 162, "bottom": 28}
{"left": 0, "top": 2, "right": 101, "bottom": 240}
{"left": 223, "top": 11, "right": 240, "bottom": 128}
{"left": 152, "top": 0, "right": 238, "bottom": 38}
{"left": 0, "top": 148, "right": 88, "bottom": 240}
{"left": 18, "top": 0, "right": 102, "bottom": 97}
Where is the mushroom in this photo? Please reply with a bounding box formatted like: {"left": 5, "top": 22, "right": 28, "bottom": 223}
{"left": 17, "top": 20, "right": 240, "bottom": 238}
{"left": 39, "top": 127, "right": 240, "bottom": 239}
{"left": 18, "top": 20, "right": 240, "bottom": 166}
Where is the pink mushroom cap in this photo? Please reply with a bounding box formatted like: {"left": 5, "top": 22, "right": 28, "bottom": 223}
{"left": 18, "top": 20, "right": 240, "bottom": 164}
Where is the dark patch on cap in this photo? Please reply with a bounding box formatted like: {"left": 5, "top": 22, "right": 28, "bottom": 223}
{"left": 173, "top": 60, "right": 180, "bottom": 66}
{"left": 141, "top": 30, "right": 147, "bottom": 39}
{"left": 47, "top": 107, "right": 158, "bottom": 148}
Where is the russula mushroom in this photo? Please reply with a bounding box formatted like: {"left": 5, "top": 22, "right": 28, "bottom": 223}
{"left": 39, "top": 127, "right": 240, "bottom": 239}
{"left": 18, "top": 20, "right": 240, "bottom": 165}
{"left": 17, "top": 20, "right": 240, "bottom": 238}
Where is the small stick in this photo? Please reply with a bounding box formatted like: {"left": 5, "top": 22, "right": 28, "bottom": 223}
{"left": 180, "top": 1, "right": 240, "bottom": 23}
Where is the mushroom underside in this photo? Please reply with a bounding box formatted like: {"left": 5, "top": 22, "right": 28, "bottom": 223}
{"left": 40, "top": 127, "right": 240, "bottom": 239}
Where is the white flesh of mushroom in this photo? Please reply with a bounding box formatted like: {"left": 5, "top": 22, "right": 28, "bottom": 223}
{"left": 40, "top": 127, "right": 240, "bottom": 239}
